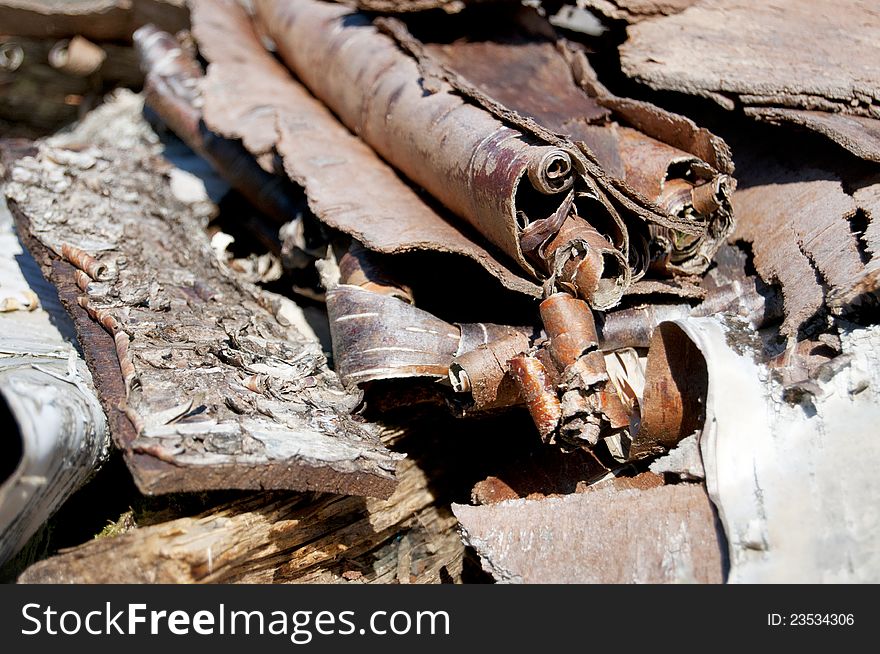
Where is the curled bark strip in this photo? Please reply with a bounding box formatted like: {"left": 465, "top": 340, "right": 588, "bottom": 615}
{"left": 508, "top": 354, "right": 561, "bottom": 443}
{"left": 190, "top": 0, "right": 538, "bottom": 298}
{"left": 326, "top": 284, "right": 462, "bottom": 386}
{"left": 114, "top": 330, "right": 138, "bottom": 393}
{"left": 449, "top": 331, "right": 530, "bottom": 413}
{"left": 73, "top": 268, "right": 92, "bottom": 292}
{"left": 409, "top": 26, "right": 734, "bottom": 276}
{"left": 456, "top": 322, "right": 531, "bottom": 357}
{"left": 327, "top": 282, "right": 530, "bottom": 388}
{"left": 598, "top": 303, "right": 692, "bottom": 350}
{"left": 134, "top": 25, "right": 301, "bottom": 226}
{"left": 76, "top": 296, "right": 120, "bottom": 335}
{"left": 254, "top": 0, "right": 575, "bottom": 276}
{"left": 338, "top": 242, "right": 414, "bottom": 304}
{"left": 539, "top": 292, "right": 599, "bottom": 372}
{"left": 528, "top": 148, "right": 574, "bottom": 195}
{"left": 631, "top": 322, "right": 708, "bottom": 459}
{"left": 542, "top": 215, "right": 630, "bottom": 310}
{"left": 61, "top": 243, "right": 106, "bottom": 280}
{"left": 48, "top": 35, "right": 107, "bottom": 77}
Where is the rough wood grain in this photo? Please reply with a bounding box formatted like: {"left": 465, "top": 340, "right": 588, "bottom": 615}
{"left": 5, "top": 92, "right": 400, "bottom": 497}
{"left": 454, "top": 482, "right": 725, "bottom": 583}
{"left": 18, "top": 450, "right": 462, "bottom": 584}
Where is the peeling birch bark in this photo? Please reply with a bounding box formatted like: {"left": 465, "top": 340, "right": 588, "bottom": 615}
{"left": 454, "top": 483, "right": 725, "bottom": 583}
{"left": 665, "top": 317, "right": 880, "bottom": 582}
{"left": 327, "top": 282, "right": 530, "bottom": 389}
{"left": 188, "top": 0, "right": 539, "bottom": 298}
{"left": 5, "top": 92, "right": 400, "bottom": 498}
{"left": 134, "top": 25, "right": 302, "bottom": 227}
{"left": 620, "top": 0, "right": 880, "bottom": 162}
{"left": 733, "top": 161, "right": 870, "bottom": 335}
{"left": 404, "top": 20, "right": 734, "bottom": 276}
{"left": 253, "top": 0, "right": 733, "bottom": 312}
{"left": 0, "top": 195, "right": 109, "bottom": 565}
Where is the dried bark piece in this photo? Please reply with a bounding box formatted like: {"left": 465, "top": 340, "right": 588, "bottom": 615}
{"left": 621, "top": 0, "right": 880, "bottom": 161}
{"left": 574, "top": 0, "right": 698, "bottom": 23}
{"left": 135, "top": 25, "right": 302, "bottom": 227}
{"left": 733, "top": 162, "right": 867, "bottom": 335}
{"left": 18, "top": 453, "right": 462, "bottom": 584}
{"left": 0, "top": 0, "right": 189, "bottom": 41}
{"left": 541, "top": 214, "right": 630, "bottom": 310}
{"left": 449, "top": 332, "right": 530, "bottom": 413}
{"left": 599, "top": 243, "right": 783, "bottom": 350}
{"left": 672, "top": 317, "right": 880, "bottom": 582}
{"left": 327, "top": 282, "right": 529, "bottom": 388}
{"left": 632, "top": 322, "right": 707, "bottom": 459}
{"left": 6, "top": 93, "right": 400, "bottom": 498}
{"left": 509, "top": 354, "right": 561, "bottom": 442}
{"left": 406, "top": 22, "right": 734, "bottom": 276}
{"left": 539, "top": 292, "right": 599, "bottom": 371}
{"left": 190, "top": 0, "right": 538, "bottom": 298}
{"left": 254, "top": 0, "right": 577, "bottom": 279}
{"left": 535, "top": 293, "right": 630, "bottom": 451}
{"left": 454, "top": 483, "right": 725, "bottom": 583}
{"left": 338, "top": 242, "right": 414, "bottom": 303}
{"left": 327, "top": 285, "right": 462, "bottom": 386}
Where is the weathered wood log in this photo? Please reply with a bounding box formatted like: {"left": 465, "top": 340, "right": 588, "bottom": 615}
{"left": 18, "top": 430, "right": 463, "bottom": 584}
{"left": 5, "top": 91, "right": 400, "bottom": 497}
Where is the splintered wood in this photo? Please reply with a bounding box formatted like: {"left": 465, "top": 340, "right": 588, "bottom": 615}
{"left": 18, "top": 454, "right": 463, "bottom": 584}
{"left": 5, "top": 93, "right": 400, "bottom": 498}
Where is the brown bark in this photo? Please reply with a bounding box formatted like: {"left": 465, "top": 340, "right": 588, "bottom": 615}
{"left": 5, "top": 94, "right": 399, "bottom": 498}
{"left": 0, "top": 0, "right": 189, "bottom": 41}
{"left": 189, "top": 0, "right": 538, "bottom": 298}
{"left": 454, "top": 482, "right": 725, "bottom": 583}
{"left": 621, "top": 0, "right": 880, "bottom": 162}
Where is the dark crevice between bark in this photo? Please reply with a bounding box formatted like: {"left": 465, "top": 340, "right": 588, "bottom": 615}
{"left": 0, "top": 390, "right": 23, "bottom": 490}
